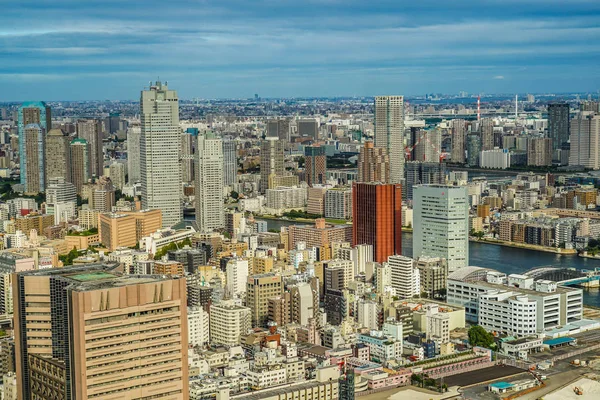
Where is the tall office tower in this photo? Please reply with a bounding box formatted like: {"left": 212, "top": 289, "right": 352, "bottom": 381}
{"left": 108, "top": 162, "right": 126, "bottom": 190}
{"left": 480, "top": 118, "right": 495, "bottom": 151}
{"left": 266, "top": 119, "right": 291, "bottom": 141}
{"left": 358, "top": 141, "right": 390, "bottom": 183}
{"left": 195, "top": 132, "right": 224, "bottom": 232}
{"left": 22, "top": 124, "right": 45, "bottom": 194}
{"left": 466, "top": 133, "right": 482, "bottom": 166}
{"left": 18, "top": 102, "right": 51, "bottom": 193}
{"left": 410, "top": 128, "right": 441, "bottom": 162}
{"left": 305, "top": 145, "right": 327, "bottom": 186}
{"left": 126, "top": 122, "right": 141, "bottom": 184}
{"left": 375, "top": 96, "right": 404, "bottom": 184}
{"left": 259, "top": 137, "right": 285, "bottom": 193}
{"left": 548, "top": 102, "right": 570, "bottom": 152}
{"left": 223, "top": 138, "right": 237, "bottom": 186}
{"left": 180, "top": 129, "right": 195, "bottom": 184}
{"left": 76, "top": 119, "right": 104, "bottom": 178}
{"left": 527, "top": 137, "right": 552, "bottom": 166}
{"left": 105, "top": 112, "right": 122, "bottom": 135}
{"left": 13, "top": 264, "right": 189, "bottom": 400}
{"left": 352, "top": 182, "right": 402, "bottom": 263}
{"left": 450, "top": 119, "right": 467, "bottom": 163}
{"left": 140, "top": 81, "right": 182, "bottom": 228}
{"left": 297, "top": 118, "right": 319, "bottom": 139}
{"left": 45, "top": 129, "right": 71, "bottom": 183}
{"left": 388, "top": 255, "right": 420, "bottom": 299}
{"left": 404, "top": 161, "right": 447, "bottom": 200}
{"left": 70, "top": 138, "right": 91, "bottom": 194}
{"left": 246, "top": 274, "right": 283, "bottom": 327}
{"left": 569, "top": 112, "right": 600, "bottom": 170}
{"left": 413, "top": 185, "right": 469, "bottom": 273}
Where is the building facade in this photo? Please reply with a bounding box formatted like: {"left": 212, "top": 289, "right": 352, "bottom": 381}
{"left": 374, "top": 96, "right": 404, "bottom": 184}
{"left": 195, "top": 132, "right": 224, "bottom": 232}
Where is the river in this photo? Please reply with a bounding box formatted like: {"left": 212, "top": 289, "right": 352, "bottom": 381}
{"left": 257, "top": 218, "right": 600, "bottom": 306}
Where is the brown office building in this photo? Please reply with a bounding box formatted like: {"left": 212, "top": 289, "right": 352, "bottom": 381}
{"left": 13, "top": 263, "right": 188, "bottom": 400}
{"left": 352, "top": 182, "right": 402, "bottom": 263}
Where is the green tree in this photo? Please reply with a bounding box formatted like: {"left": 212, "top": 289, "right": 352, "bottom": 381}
{"left": 230, "top": 191, "right": 239, "bottom": 200}
{"left": 468, "top": 325, "right": 496, "bottom": 349}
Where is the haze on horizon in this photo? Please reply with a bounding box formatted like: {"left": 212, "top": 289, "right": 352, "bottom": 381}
{"left": 2, "top": 0, "right": 600, "bottom": 101}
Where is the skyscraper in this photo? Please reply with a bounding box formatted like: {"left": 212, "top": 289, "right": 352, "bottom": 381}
{"left": 266, "top": 119, "right": 291, "bottom": 141}
{"left": 140, "top": 81, "right": 182, "bottom": 227}
{"left": 480, "top": 118, "right": 495, "bottom": 151}
{"left": 70, "top": 138, "right": 90, "bottom": 194}
{"left": 45, "top": 129, "right": 72, "bottom": 183}
{"left": 527, "top": 137, "right": 552, "bottom": 166}
{"left": 297, "top": 119, "right": 319, "bottom": 139}
{"left": 260, "top": 137, "right": 284, "bottom": 193}
{"left": 76, "top": 119, "right": 104, "bottom": 178}
{"left": 466, "top": 133, "right": 482, "bottom": 167}
{"left": 375, "top": 96, "right": 404, "bottom": 184}
{"left": 180, "top": 129, "right": 195, "bottom": 184}
{"left": 22, "top": 124, "right": 45, "bottom": 194}
{"left": 352, "top": 182, "right": 402, "bottom": 263}
{"left": 195, "top": 132, "right": 224, "bottom": 232}
{"left": 548, "top": 102, "right": 570, "bottom": 152}
{"left": 18, "top": 102, "right": 51, "bottom": 194}
{"left": 450, "top": 119, "right": 466, "bottom": 163}
{"left": 411, "top": 128, "right": 441, "bottom": 163}
{"left": 126, "top": 122, "right": 141, "bottom": 184}
{"left": 223, "top": 138, "right": 237, "bottom": 186}
{"left": 569, "top": 112, "right": 600, "bottom": 170}
{"left": 413, "top": 185, "right": 469, "bottom": 272}
{"left": 305, "top": 145, "right": 327, "bottom": 186}
{"left": 357, "top": 141, "right": 389, "bottom": 183}
{"left": 13, "top": 264, "right": 188, "bottom": 400}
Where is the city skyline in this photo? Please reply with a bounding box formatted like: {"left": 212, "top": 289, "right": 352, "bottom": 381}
{"left": 2, "top": 1, "right": 600, "bottom": 101}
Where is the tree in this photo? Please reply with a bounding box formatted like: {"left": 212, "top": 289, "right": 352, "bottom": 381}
{"left": 468, "top": 325, "right": 496, "bottom": 349}
{"left": 230, "top": 191, "right": 239, "bottom": 200}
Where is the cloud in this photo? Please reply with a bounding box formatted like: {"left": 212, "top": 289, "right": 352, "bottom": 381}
{"left": 0, "top": 0, "right": 599, "bottom": 100}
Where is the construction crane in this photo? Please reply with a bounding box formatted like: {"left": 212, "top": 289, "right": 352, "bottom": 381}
{"left": 404, "top": 129, "right": 444, "bottom": 163}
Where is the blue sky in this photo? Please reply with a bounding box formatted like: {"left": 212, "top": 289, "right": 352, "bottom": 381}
{"left": 2, "top": 0, "right": 600, "bottom": 100}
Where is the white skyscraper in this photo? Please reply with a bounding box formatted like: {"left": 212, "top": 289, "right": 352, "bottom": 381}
{"left": 223, "top": 138, "right": 237, "bottom": 186}
{"left": 375, "top": 96, "right": 405, "bottom": 184}
{"left": 140, "top": 81, "right": 182, "bottom": 227}
{"left": 413, "top": 185, "right": 469, "bottom": 272}
{"left": 195, "top": 132, "right": 224, "bottom": 232}
{"left": 127, "top": 123, "right": 141, "bottom": 184}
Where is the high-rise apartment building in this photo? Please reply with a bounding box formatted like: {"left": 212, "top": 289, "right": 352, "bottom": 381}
{"left": 305, "top": 145, "right": 327, "bottom": 186}
{"left": 466, "top": 133, "right": 481, "bottom": 167}
{"left": 388, "top": 255, "right": 420, "bottom": 299}
{"left": 413, "top": 185, "right": 469, "bottom": 272}
{"left": 357, "top": 141, "right": 389, "bottom": 183}
{"left": 548, "top": 102, "right": 570, "bottom": 152}
{"left": 297, "top": 119, "right": 319, "bottom": 139}
{"left": 569, "top": 112, "right": 600, "bottom": 170}
{"left": 375, "top": 96, "right": 404, "bottom": 184}
{"left": 195, "top": 132, "right": 224, "bottom": 233}
{"left": 140, "top": 81, "right": 182, "bottom": 227}
{"left": 410, "top": 128, "right": 441, "bottom": 163}
{"left": 22, "top": 125, "right": 45, "bottom": 194}
{"left": 266, "top": 119, "right": 291, "bottom": 141}
{"left": 18, "top": 102, "right": 51, "bottom": 194}
{"left": 404, "top": 161, "right": 447, "bottom": 201}
{"left": 325, "top": 188, "right": 352, "bottom": 220}
{"left": 13, "top": 264, "right": 188, "bottom": 400}
{"left": 180, "top": 129, "right": 195, "bottom": 184}
{"left": 76, "top": 119, "right": 104, "bottom": 178}
{"left": 480, "top": 118, "right": 495, "bottom": 151}
{"left": 108, "top": 162, "right": 126, "bottom": 190}
{"left": 127, "top": 122, "right": 141, "bottom": 184}
{"left": 45, "top": 129, "right": 71, "bottom": 183}
{"left": 246, "top": 274, "right": 283, "bottom": 327}
{"left": 260, "top": 137, "right": 285, "bottom": 193}
{"left": 69, "top": 138, "right": 90, "bottom": 194}
{"left": 209, "top": 301, "right": 251, "bottom": 346}
{"left": 527, "top": 137, "right": 552, "bottom": 166}
{"left": 223, "top": 138, "right": 237, "bottom": 186}
{"left": 352, "top": 182, "right": 402, "bottom": 263}
{"left": 450, "top": 119, "right": 466, "bottom": 163}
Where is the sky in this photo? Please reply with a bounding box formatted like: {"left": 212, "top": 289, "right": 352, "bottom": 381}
{"left": 2, "top": 0, "right": 600, "bottom": 101}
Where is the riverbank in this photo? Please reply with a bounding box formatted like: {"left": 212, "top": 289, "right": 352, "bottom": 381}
{"left": 255, "top": 214, "right": 350, "bottom": 225}
{"left": 470, "top": 238, "right": 577, "bottom": 255}
{"left": 580, "top": 252, "right": 600, "bottom": 260}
